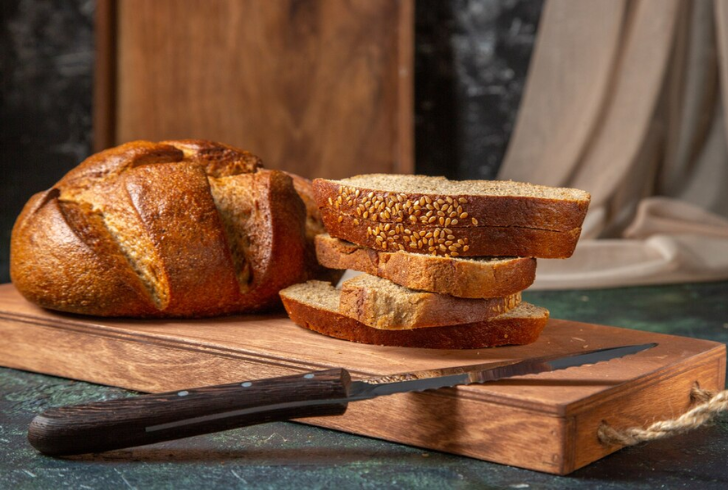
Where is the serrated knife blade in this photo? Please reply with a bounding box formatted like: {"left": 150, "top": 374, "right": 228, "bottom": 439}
{"left": 348, "top": 342, "right": 657, "bottom": 400}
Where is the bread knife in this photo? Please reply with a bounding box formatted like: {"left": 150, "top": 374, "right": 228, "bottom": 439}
{"left": 28, "top": 343, "right": 655, "bottom": 456}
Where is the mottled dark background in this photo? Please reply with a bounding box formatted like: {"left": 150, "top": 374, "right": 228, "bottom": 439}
{"left": 0, "top": 0, "right": 542, "bottom": 284}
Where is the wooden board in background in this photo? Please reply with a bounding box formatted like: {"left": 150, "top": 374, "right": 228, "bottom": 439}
{"left": 0, "top": 284, "right": 724, "bottom": 475}
{"left": 94, "top": 0, "right": 414, "bottom": 179}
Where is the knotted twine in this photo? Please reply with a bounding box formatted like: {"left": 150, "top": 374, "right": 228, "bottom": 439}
{"left": 598, "top": 384, "right": 728, "bottom": 446}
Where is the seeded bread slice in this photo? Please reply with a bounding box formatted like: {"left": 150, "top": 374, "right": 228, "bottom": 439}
{"left": 316, "top": 234, "right": 535, "bottom": 298}
{"left": 313, "top": 174, "right": 589, "bottom": 259}
{"left": 320, "top": 208, "right": 582, "bottom": 258}
{"left": 280, "top": 281, "right": 548, "bottom": 349}
{"left": 313, "top": 174, "right": 590, "bottom": 231}
{"left": 339, "top": 274, "right": 521, "bottom": 329}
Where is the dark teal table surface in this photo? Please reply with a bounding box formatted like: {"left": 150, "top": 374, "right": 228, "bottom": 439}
{"left": 2, "top": 281, "right": 727, "bottom": 489}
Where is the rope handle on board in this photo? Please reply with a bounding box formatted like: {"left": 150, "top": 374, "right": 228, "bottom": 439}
{"left": 598, "top": 383, "right": 728, "bottom": 446}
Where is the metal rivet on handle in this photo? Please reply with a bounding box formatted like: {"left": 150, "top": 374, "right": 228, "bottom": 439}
{"left": 303, "top": 374, "right": 315, "bottom": 379}
{"left": 177, "top": 390, "right": 189, "bottom": 397}
{"left": 241, "top": 382, "right": 252, "bottom": 388}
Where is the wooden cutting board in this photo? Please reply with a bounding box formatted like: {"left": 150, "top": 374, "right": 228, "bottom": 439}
{"left": 0, "top": 283, "right": 724, "bottom": 475}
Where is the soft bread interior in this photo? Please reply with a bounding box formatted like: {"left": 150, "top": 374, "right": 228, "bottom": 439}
{"left": 335, "top": 174, "right": 590, "bottom": 201}
{"left": 208, "top": 174, "right": 257, "bottom": 291}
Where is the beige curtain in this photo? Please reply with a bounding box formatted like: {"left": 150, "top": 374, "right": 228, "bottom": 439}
{"left": 499, "top": 0, "right": 728, "bottom": 289}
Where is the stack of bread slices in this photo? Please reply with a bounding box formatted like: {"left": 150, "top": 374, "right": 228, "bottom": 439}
{"left": 280, "top": 174, "right": 591, "bottom": 349}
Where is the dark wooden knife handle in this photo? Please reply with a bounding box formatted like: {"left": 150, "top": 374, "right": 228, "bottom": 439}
{"left": 28, "top": 368, "right": 351, "bottom": 456}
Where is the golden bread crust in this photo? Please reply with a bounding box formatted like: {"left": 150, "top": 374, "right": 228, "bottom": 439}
{"left": 10, "top": 140, "right": 328, "bottom": 317}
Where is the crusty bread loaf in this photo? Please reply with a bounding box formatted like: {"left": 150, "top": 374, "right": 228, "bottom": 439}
{"left": 339, "top": 274, "right": 521, "bottom": 329}
{"left": 280, "top": 281, "right": 548, "bottom": 349}
{"left": 315, "top": 233, "right": 536, "bottom": 298}
{"left": 313, "top": 174, "right": 590, "bottom": 258}
{"left": 10, "top": 140, "right": 335, "bottom": 317}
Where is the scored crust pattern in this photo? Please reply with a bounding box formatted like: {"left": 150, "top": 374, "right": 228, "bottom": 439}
{"left": 10, "top": 140, "right": 314, "bottom": 317}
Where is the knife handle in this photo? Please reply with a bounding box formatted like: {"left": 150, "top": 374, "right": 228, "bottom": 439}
{"left": 28, "top": 368, "right": 351, "bottom": 456}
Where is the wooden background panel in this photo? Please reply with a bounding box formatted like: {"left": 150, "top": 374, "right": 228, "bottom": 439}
{"left": 99, "top": 0, "right": 413, "bottom": 179}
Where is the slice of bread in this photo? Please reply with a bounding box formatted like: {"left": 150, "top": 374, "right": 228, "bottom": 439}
{"left": 318, "top": 207, "right": 583, "bottom": 259}
{"left": 339, "top": 274, "right": 521, "bottom": 329}
{"left": 313, "top": 174, "right": 590, "bottom": 230}
{"left": 313, "top": 174, "right": 590, "bottom": 259}
{"left": 280, "top": 281, "right": 548, "bottom": 349}
{"left": 315, "top": 234, "right": 536, "bottom": 298}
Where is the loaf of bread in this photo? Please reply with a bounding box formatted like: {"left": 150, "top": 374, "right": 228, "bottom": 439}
{"left": 315, "top": 233, "right": 536, "bottom": 298}
{"left": 339, "top": 274, "right": 521, "bottom": 329}
{"left": 313, "top": 174, "right": 590, "bottom": 258}
{"left": 10, "top": 140, "right": 339, "bottom": 317}
{"left": 280, "top": 281, "right": 548, "bottom": 349}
